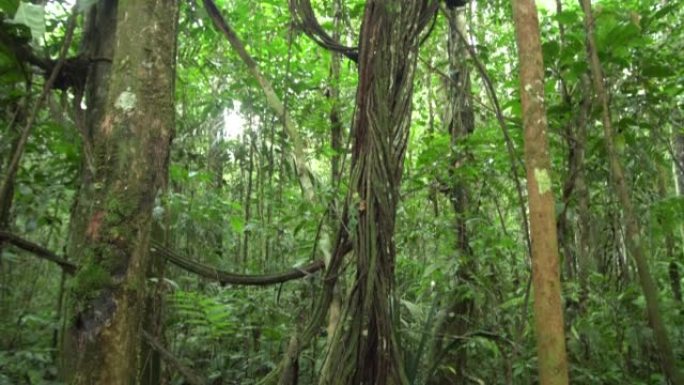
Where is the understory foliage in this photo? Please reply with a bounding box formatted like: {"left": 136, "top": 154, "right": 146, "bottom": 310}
{"left": 0, "top": 0, "right": 683, "bottom": 384}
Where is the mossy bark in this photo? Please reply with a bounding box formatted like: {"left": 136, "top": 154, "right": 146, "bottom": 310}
{"left": 61, "top": 1, "right": 179, "bottom": 384}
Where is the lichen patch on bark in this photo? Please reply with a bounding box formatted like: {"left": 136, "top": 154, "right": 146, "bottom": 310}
{"left": 115, "top": 88, "right": 136, "bottom": 112}
{"left": 534, "top": 168, "right": 551, "bottom": 195}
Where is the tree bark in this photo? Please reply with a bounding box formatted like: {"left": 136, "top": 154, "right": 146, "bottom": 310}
{"left": 61, "top": 1, "right": 179, "bottom": 384}
{"left": 511, "top": 1, "right": 569, "bottom": 385}
{"left": 574, "top": 75, "right": 593, "bottom": 305}
{"left": 579, "top": 1, "right": 683, "bottom": 383}
{"left": 65, "top": 0, "right": 118, "bottom": 277}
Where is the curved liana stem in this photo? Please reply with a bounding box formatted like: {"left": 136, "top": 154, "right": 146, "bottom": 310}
{"left": 288, "top": 0, "right": 359, "bottom": 62}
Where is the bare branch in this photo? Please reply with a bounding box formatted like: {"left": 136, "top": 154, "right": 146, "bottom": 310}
{"left": 0, "top": 231, "right": 77, "bottom": 274}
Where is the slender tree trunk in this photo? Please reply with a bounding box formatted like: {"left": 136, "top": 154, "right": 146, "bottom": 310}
{"left": 243, "top": 127, "right": 255, "bottom": 266}
{"left": 326, "top": 0, "right": 343, "bottom": 344}
{"left": 259, "top": 118, "right": 267, "bottom": 269}
{"left": 61, "top": 1, "right": 179, "bottom": 384}
{"left": 208, "top": 139, "right": 226, "bottom": 260}
{"left": 0, "top": 105, "right": 23, "bottom": 325}
{"left": 579, "top": 1, "right": 683, "bottom": 383}
{"left": 0, "top": 123, "right": 21, "bottom": 230}
{"left": 554, "top": 0, "right": 577, "bottom": 281}
{"left": 429, "top": 3, "right": 475, "bottom": 384}
{"left": 673, "top": 128, "right": 684, "bottom": 303}
{"left": 140, "top": 222, "right": 168, "bottom": 385}
{"left": 574, "top": 75, "right": 593, "bottom": 306}
{"left": 65, "top": 0, "right": 118, "bottom": 274}
{"left": 657, "top": 165, "right": 682, "bottom": 304}
{"left": 318, "top": 2, "right": 436, "bottom": 385}
{"left": 676, "top": 130, "right": 684, "bottom": 199}
{"left": 426, "top": 66, "right": 440, "bottom": 220}
{"left": 511, "top": 1, "right": 569, "bottom": 385}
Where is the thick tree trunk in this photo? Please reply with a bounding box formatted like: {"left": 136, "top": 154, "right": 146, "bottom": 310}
{"left": 318, "top": 2, "right": 436, "bottom": 385}
{"left": 511, "top": 1, "right": 569, "bottom": 385}
{"left": 579, "top": 1, "right": 683, "bottom": 383}
{"left": 61, "top": 1, "right": 179, "bottom": 384}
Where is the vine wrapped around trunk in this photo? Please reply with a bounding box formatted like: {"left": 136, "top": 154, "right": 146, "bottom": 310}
{"left": 319, "top": 2, "right": 436, "bottom": 385}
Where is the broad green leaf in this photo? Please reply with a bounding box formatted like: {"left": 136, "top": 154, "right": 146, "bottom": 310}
{"left": 230, "top": 216, "right": 244, "bottom": 233}
{"left": 641, "top": 63, "right": 671, "bottom": 78}
{"left": 77, "top": 0, "right": 98, "bottom": 12}
{"left": 542, "top": 41, "right": 560, "bottom": 62}
{"left": 10, "top": 2, "right": 45, "bottom": 43}
{"left": 0, "top": 0, "right": 18, "bottom": 14}
{"left": 401, "top": 299, "right": 422, "bottom": 319}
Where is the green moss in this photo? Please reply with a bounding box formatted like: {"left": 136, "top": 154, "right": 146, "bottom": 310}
{"left": 72, "top": 262, "right": 112, "bottom": 300}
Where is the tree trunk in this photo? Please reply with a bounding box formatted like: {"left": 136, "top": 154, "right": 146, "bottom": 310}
{"left": 511, "top": 1, "right": 569, "bottom": 385}
{"left": 673, "top": 129, "right": 684, "bottom": 303}
{"left": 326, "top": 0, "right": 343, "bottom": 345}
{"left": 61, "top": 1, "right": 179, "bottom": 384}
{"left": 318, "top": 2, "right": 436, "bottom": 385}
{"left": 65, "top": 0, "right": 118, "bottom": 273}
{"left": 243, "top": 128, "right": 255, "bottom": 266}
{"left": 208, "top": 140, "right": 226, "bottom": 260}
{"left": 579, "top": 1, "right": 683, "bottom": 383}
{"left": 676, "top": 130, "right": 684, "bottom": 199}
{"left": 574, "top": 75, "right": 593, "bottom": 306}
{"left": 429, "top": 3, "right": 476, "bottom": 384}
{"left": 657, "top": 165, "right": 682, "bottom": 304}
